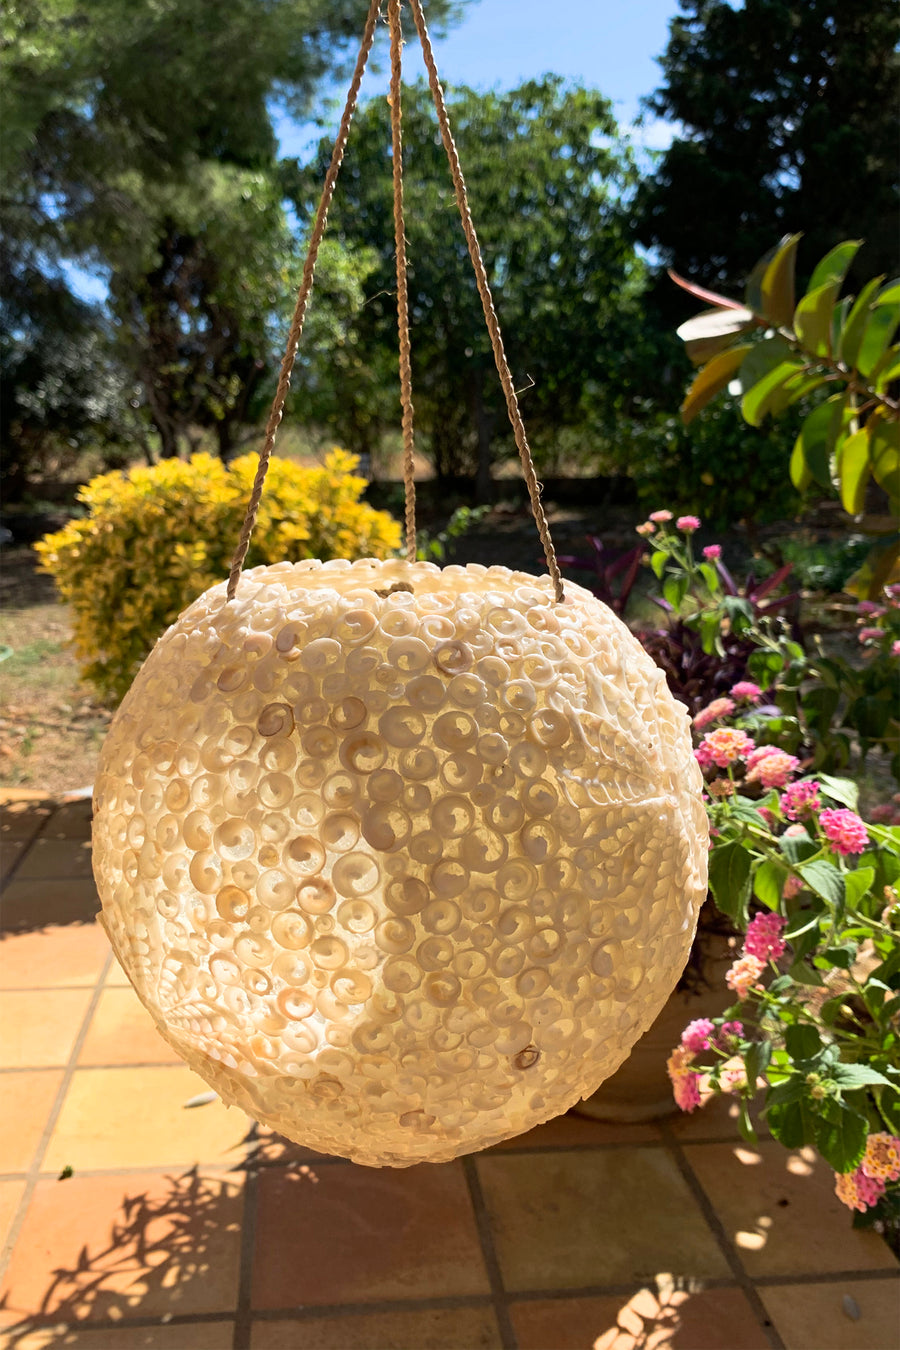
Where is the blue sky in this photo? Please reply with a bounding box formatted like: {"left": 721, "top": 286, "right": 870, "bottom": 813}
{"left": 274, "top": 0, "right": 681, "bottom": 161}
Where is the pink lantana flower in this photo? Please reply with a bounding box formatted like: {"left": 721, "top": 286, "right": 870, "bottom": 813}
{"left": 783, "top": 874, "right": 803, "bottom": 899}
{"left": 649, "top": 509, "right": 673, "bottom": 523}
{"left": 861, "top": 1133, "right": 900, "bottom": 1183}
{"left": 746, "top": 749, "right": 800, "bottom": 789}
{"left": 677, "top": 515, "right": 701, "bottom": 532}
{"left": 636, "top": 521, "right": 655, "bottom": 537}
{"left": 859, "top": 627, "right": 884, "bottom": 643}
{"left": 780, "top": 780, "right": 820, "bottom": 820}
{"left": 756, "top": 806, "right": 777, "bottom": 828}
{"left": 820, "top": 808, "right": 870, "bottom": 856}
{"left": 702, "top": 544, "right": 722, "bottom": 560}
{"left": 695, "top": 727, "right": 755, "bottom": 769}
{"left": 718, "top": 1021, "right": 744, "bottom": 1047}
{"left": 725, "top": 954, "right": 765, "bottom": 1000}
{"left": 681, "top": 1019, "right": 715, "bottom": 1053}
{"left": 744, "top": 912, "right": 787, "bottom": 962}
{"left": 835, "top": 1167, "right": 886, "bottom": 1213}
{"left": 893, "top": 640, "right": 900, "bottom": 658}
{"left": 731, "top": 681, "right": 762, "bottom": 703}
{"left": 693, "top": 696, "right": 736, "bottom": 730}
{"left": 667, "top": 1045, "right": 702, "bottom": 1112}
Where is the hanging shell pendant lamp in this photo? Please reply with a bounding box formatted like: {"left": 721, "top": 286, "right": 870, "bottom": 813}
{"left": 93, "top": 0, "right": 708, "bottom": 1167}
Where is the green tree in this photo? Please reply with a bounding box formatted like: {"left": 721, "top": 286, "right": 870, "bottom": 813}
{"left": 288, "top": 77, "right": 644, "bottom": 494}
{"left": 0, "top": 0, "right": 458, "bottom": 478}
{"left": 636, "top": 0, "right": 900, "bottom": 290}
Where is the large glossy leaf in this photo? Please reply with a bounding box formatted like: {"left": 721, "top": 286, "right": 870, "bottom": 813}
{"left": 667, "top": 269, "right": 747, "bottom": 312}
{"left": 874, "top": 278, "right": 900, "bottom": 306}
{"left": 708, "top": 840, "right": 752, "bottom": 922}
{"left": 681, "top": 343, "right": 752, "bottom": 423}
{"left": 840, "top": 276, "right": 884, "bottom": 368}
{"left": 837, "top": 427, "right": 870, "bottom": 515}
{"left": 676, "top": 307, "right": 756, "bottom": 365}
{"left": 744, "top": 240, "right": 782, "bottom": 313}
{"left": 807, "top": 239, "right": 862, "bottom": 293}
{"left": 790, "top": 436, "right": 812, "bottom": 490}
{"left": 857, "top": 302, "right": 900, "bottom": 377}
{"left": 741, "top": 358, "right": 807, "bottom": 427}
{"left": 760, "top": 233, "right": 802, "bottom": 327}
{"left": 794, "top": 280, "right": 840, "bottom": 357}
{"left": 869, "top": 413, "right": 900, "bottom": 501}
{"left": 792, "top": 395, "right": 846, "bottom": 489}
{"left": 845, "top": 536, "right": 900, "bottom": 600}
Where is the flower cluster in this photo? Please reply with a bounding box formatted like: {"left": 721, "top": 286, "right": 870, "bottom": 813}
{"left": 835, "top": 1134, "right": 900, "bottom": 1212}
{"left": 635, "top": 511, "right": 703, "bottom": 538}
{"left": 819, "top": 808, "right": 870, "bottom": 857}
{"left": 743, "top": 912, "right": 787, "bottom": 961}
{"left": 695, "top": 727, "right": 756, "bottom": 769}
{"left": 666, "top": 1044, "right": 701, "bottom": 1112}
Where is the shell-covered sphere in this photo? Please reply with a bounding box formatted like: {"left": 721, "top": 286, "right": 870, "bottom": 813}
{"left": 94, "top": 559, "right": 708, "bottom": 1166}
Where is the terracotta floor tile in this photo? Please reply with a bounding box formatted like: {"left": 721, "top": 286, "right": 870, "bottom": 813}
{"left": 250, "top": 1306, "right": 502, "bottom": 1349}
{"left": 0, "top": 1071, "right": 62, "bottom": 1172}
{"left": 15, "top": 838, "right": 94, "bottom": 880}
{"left": 252, "top": 1162, "right": 489, "bottom": 1308}
{"left": 0, "top": 796, "right": 55, "bottom": 843}
{"left": 0, "top": 1323, "right": 234, "bottom": 1349}
{"left": 0, "top": 923, "right": 109, "bottom": 990}
{"left": 0, "top": 1170, "right": 242, "bottom": 1327}
{"left": 103, "top": 957, "right": 130, "bottom": 987}
{"left": 248, "top": 1125, "right": 339, "bottom": 1168}
{"left": 511, "top": 1287, "right": 772, "bottom": 1350}
{"left": 512, "top": 1285, "right": 777, "bottom": 1350}
{"left": 487, "top": 1109, "right": 662, "bottom": 1151}
{"left": 43, "top": 1067, "right": 251, "bottom": 1172}
{"left": 759, "top": 1277, "right": 900, "bottom": 1350}
{"left": 0, "top": 988, "right": 93, "bottom": 1068}
{"left": 78, "top": 987, "right": 179, "bottom": 1066}
{"left": 41, "top": 799, "right": 94, "bottom": 841}
{"left": 684, "top": 1140, "right": 898, "bottom": 1277}
{"left": 475, "top": 1148, "right": 730, "bottom": 1292}
{"left": 0, "top": 840, "right": 26, "bottom": 883}
{"left": 0, "top": 1180, "right": 25, "bottom": 1247}
{"left": 0, "top": 878, "right": 100, "bottom": 933}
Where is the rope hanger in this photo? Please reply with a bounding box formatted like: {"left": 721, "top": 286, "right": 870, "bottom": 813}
{"left": 226, "top": 0, "right": 565, "bottom": 604}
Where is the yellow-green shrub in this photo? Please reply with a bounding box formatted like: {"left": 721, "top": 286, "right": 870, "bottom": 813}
{"left": 36, "top": 449, "right": 402, "bottom": 705}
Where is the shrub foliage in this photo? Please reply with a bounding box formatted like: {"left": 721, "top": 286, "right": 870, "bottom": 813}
{"left": 36, "top": 450, "right": 402, "bottom": 704}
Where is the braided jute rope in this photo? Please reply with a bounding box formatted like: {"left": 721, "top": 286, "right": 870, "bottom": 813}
{"left": 408, "top": 0, "right": 564, "bottom": 603}
{"left": 388, "top": 0, "right": 417, "bottom": 562}
{"left": 226, "top": 0, "right": 381, "bottom": 599}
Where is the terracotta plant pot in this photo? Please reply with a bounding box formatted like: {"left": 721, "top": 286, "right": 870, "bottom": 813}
{"left": 574, "top": 932, "right": 736, "bottom": 1124}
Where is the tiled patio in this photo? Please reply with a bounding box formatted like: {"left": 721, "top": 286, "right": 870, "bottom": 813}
{"left": 1, "top": 791, "right": 897, "bottom": 1350}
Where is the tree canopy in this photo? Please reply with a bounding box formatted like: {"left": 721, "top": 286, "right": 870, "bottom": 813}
{"left": 288, "top": 76, "right": 644, "bottom": 490}
{"left": 636, "top": 0, "right": 900, "bottom": 289}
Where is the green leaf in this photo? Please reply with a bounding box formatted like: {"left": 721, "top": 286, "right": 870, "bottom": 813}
{"left": 681, "top": 344, "right": 752, "bottom": 422}
{"left": 737, "top": 1098, "right": 758, "bottom": 1146}
{"left": 766, "top": 1097, "right": 816, "bottom": 1150}
{"left": 829, "top": 1063, "right": 894, "bottom": 1089}
{"left": 793, "top": 395, "right": 845, "bottom": 490}
{"left": 741, "top": 358, "right": 807, "bottom": 427}
{"left": 789, "top": 436, "right": 812, "bottom": 490}
{"left": 817, "top": 773, "right": 859, "bottom": 810}
{"left": 785, "top": 1024, "right": 822, "bottom": 1059}
{"left": 788, "top": 959, "right": 826, "bottom": 987}
{"left": 869, "top": 413, "right": 900, "bottom": 501}
{"left": 663, "top": 574, "right": 689, "bottom": 611}
{"left": 779, "top": 831, "right": 818, "bottom": 866}
{"left": 843, "top": 867, "right": 875, "bottom": 911}
{"left": 858, "top": 302, "right": 900, "bottom": 378}
{"left": 797, "top": 859, "right": 845, "bottom": 910}
{"left": 845, "top": 536, "right": 900, "bottom": 602}
{"left": 794, "top": 281, "right": 840, "bottom": 357}
{"left": 812, "top": 1099, "right": 868, "bottom": 1173}
{"left": 708, "top": 840, "right": 752, "bottom": 923}
{"left": 837, "top": 426, "right": 871, "bottom": 515}
{"left": 760, "top": 233, "right": 802, "bottom": 327}
{"left": 875, "top": 279, "right": 900, "bottom": 306}
{"left": 650, "top": 549, "right": 667, "bottom": 580}
{"left": 745, "top": 241, "right": 782, "bottom": 314}
{"left": 839, "top": 276, "right": 883, "bottom": 368}
{"left": 676, "top": 307, "right": 757, "bottom": 365}
{"left": 807, "top": 240, "right": 862, "bottom": 294}
{"left": 753, "top": 858, "right": 786, "bottom": 910}
{"left": 745, "top": 1038, "right": 773, "bottom": 1088}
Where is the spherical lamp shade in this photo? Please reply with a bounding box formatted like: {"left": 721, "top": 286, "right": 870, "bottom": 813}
{"left": 94, "top": 559, "right": 708, "bottom": 1165}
